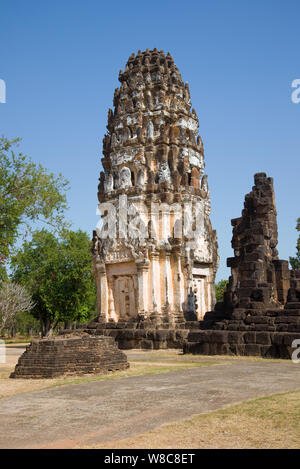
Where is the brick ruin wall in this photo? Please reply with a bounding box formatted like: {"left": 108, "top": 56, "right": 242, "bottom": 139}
{"left": 184, "top": 173, "right": 300, "bottom": 358}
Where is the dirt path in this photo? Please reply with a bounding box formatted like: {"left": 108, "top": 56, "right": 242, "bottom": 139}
{"left": 0, "top": 358, "right": 299, "bottom": 448}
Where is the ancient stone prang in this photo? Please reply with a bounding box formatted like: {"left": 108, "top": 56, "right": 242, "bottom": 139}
{"left": 92, "top": 49, "right": 218, "bottom": 329}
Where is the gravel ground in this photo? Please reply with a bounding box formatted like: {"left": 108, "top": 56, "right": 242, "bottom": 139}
{"left": 0, "top": 348, "right": 299, "bottom": 449}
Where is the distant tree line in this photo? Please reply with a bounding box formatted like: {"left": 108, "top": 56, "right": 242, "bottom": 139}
{"left": 0, "top": 137, "right": 96, "bottom": 338}
{"left": 290, "top": 218, "right": 300, "bottom": 270}
{"left": 0, "top": 137, "right": 299, "bottom": 338}
{"left": 215, "top": 279, "right": 228, "bottom": 303}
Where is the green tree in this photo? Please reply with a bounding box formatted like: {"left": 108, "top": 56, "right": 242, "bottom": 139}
{"left": 15, "top": 310, "right": 40, "bottom": 338}
{"left": 0, "top": 137, "right": 69, "bottom": 278}
{"left": 10, "top": 229, "right": 96, "bottom": 336}
{"left": 290, "top": 218, "right": 300, "bottom": 270}
{"left": 215, "top": 279, "right": 228, "bottom": 303}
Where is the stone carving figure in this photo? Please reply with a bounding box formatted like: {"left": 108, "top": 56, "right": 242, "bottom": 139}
{"left": 187, "top": 287, "right": 196, "bottom": 313}
{"left": 146, "top": 120, "right": 154, "bottom": 140}
{"left": 104, "top": 172, "right": 114, "bottom": 192}
{"left": 137, "top": 126, "right": 143, "bottom": 143}
{"left": 147, "top": 170, "right": 155, "bottom": 186}
{"left": 201, "top": 174, "right": 208, "bottom": 193}
{"left": 145, "top": 90, "right": 153, "bottom": 109}
{"left": 111, "top": 133, "right": 118, "bottom": 148}
{"left": 136, "top": 72, "right": 144, "bottom": 89}
{"left": 160, "top": 124, "right": 169, "bottom": 141}
{"left": 137, "top": 169, "right": 145, "bottom": 185}
{"left": 172, "top": 169, "right": 181, "bottom": 188}
{"left": 102, "top": 134, "right": 111, "bottom": 153}
{"left": 197, "top": 135, "right": 204, "bottom": 152}
{"left": 145, "top": 72, "right": 151, "bottom": 85}
{"left": 119, "top": 166, "right": 132, "bottom": 189}
{"left": 98, "top": 172, "right": 105, "bottom": 194}
{"left": 158, "top": 161, "right": 171, "bottom": 184}
{"left": 120, "top": 127, "right": 130, "bottom": 144}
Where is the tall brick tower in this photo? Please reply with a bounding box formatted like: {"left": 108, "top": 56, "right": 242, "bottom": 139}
{"left": 92, "top": 49, "right": 218, "bottom": 329}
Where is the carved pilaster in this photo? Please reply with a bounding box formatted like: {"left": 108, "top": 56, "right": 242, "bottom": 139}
{"left": 93, "top": 259, "right": 109, "bottom": 322}
{"left": 149, "top": 251, "right": 161, "bottom": 323}
{"left": 136, "top": 259, "right": 150, "bottom": 318}
{"left": 108, "top": 277, "right": 117, "bottom": 322}
{"left": 174, "top": 250, "right": 184, "bottom": 312}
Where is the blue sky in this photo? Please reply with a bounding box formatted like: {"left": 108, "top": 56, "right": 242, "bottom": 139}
{"left": 1, "top": 0, "right": 299, "bottom": 280}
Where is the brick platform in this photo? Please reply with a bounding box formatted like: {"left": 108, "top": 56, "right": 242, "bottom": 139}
{"left": 10, "top": 334, "right": 129, "bottom": 379}
{"left": 83, "top": 320, "right": 198, "bottom": 350}
{"left": 184, "top": 324, "right": 300, "bottom": 359}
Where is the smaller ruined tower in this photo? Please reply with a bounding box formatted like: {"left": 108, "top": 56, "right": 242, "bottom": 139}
{"left": 225, "top": 173, "right": 290, "bottom": 310}
{"left": 184, "top": 173, "right": 300, "bottom": 359}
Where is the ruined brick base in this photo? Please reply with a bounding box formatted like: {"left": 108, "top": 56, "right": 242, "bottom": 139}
{"left": 83, "top": 309, "right": 300, "bottom": 357}
{"left": 10, "top": 334, "right": 129, "bottom": 379}
{"left": 82, "top": 320, "right": 200, "bottom": 350}
{"left": 184, "top": 330, "right": 300, "bottom": 358}
{"left": 184, "top": 303, "right": 300, "bottom": 359}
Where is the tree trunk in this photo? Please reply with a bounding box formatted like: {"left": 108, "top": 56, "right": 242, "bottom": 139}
{"left": 44, "top": 318, "right": 60, "bottom": 337}
{"left": 40, "top": 317, "right": 53, "bottom": 337}
{"left": 46, "top": 327, "right": 54, "bottom": 337}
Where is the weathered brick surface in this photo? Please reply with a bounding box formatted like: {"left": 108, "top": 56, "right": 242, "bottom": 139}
{"left": 184, "top": 330, "right": 300, "bottom": 358}
{"left": 184, "top": 174, "right": 300, "bottom": 359}
{"left": 11, "top": 334, "right": 129, "bottom": 379}
{"left": 84, "top": 322, "right": 190, "bottom": 349}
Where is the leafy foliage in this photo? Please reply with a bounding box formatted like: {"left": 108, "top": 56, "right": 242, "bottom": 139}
{"left": 215, "top": 279, "right": 228, "bottom": 303}
{"left": 14, "top": 310, "right": 40, "bottom": 337}
{"left": 10, "top": 229, "right": 97, "bottom": 336}
{"left": 0, "top": 137, "right": 69, "bottom": 267}
{"left": 290, "top": 218, "right": 300, "bottom": 270}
